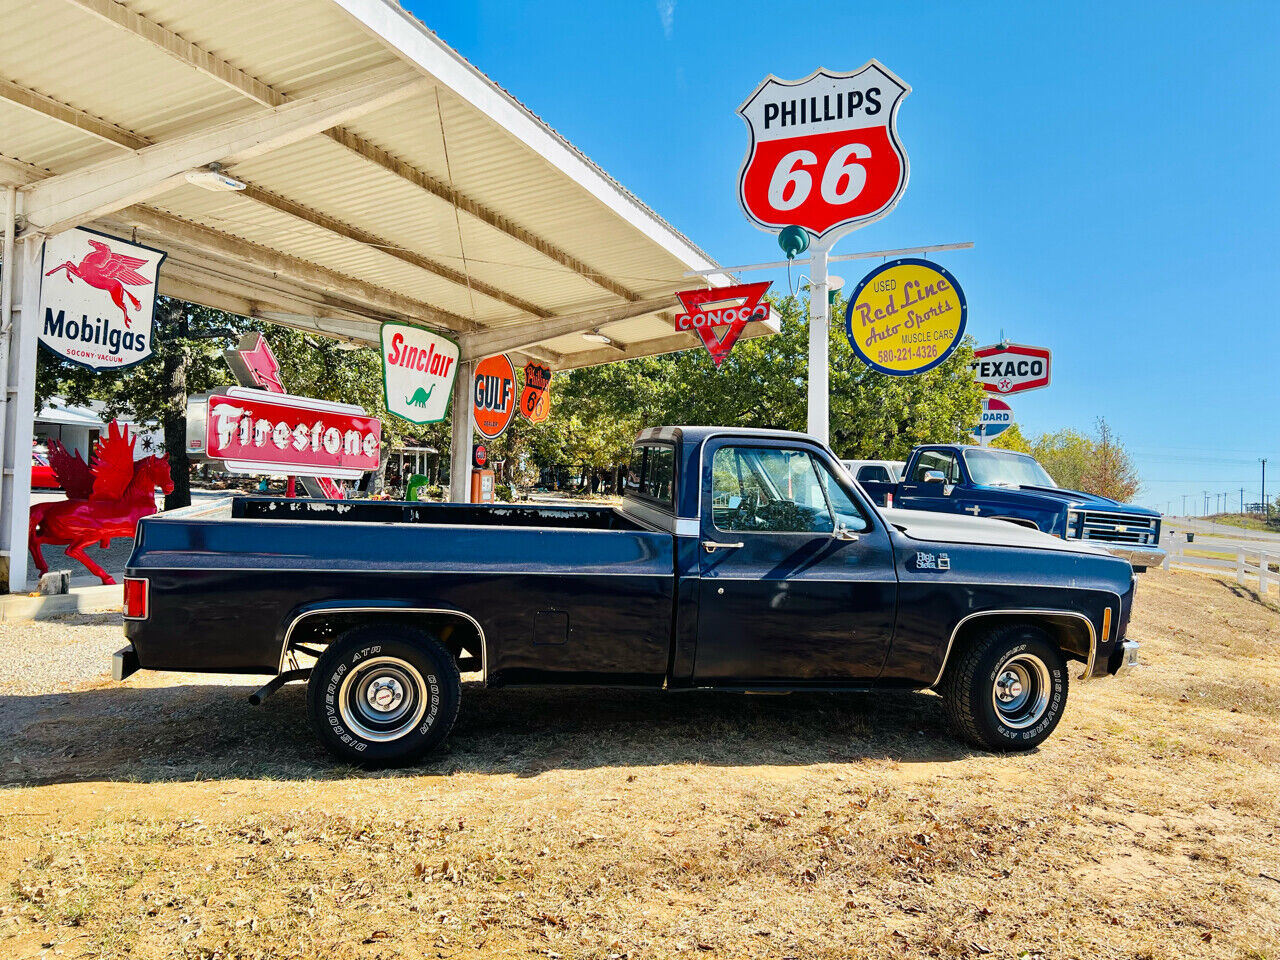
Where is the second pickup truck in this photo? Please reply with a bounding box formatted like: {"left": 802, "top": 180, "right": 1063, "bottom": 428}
{"left": 118, "top": 426, "right": 1140, "bottom": 767}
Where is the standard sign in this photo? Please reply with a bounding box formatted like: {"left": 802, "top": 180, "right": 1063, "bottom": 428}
{"left": 381, "top": 322, "right": 459, "bottom": 425}
{"left": 38, "top": 227, "right": 166, "bottom": 371}
{"left": 973, "top": 397, "right": 1013, "bottom": 438}
{"left": 844, "top": 258, "right": 967, "bottom": 376}
{"left": 737, "top": 61, "right": 910, "bottom": 239}
{"left": 187, "top": 387, "right": 380, "bottom": 479}
{"left": 970, "top": 343, "right": 1052, "bottom": 394}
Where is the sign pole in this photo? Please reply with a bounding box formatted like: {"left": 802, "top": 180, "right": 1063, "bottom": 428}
{"left": 807, "top": 239, "right": 832, "bottom": 444}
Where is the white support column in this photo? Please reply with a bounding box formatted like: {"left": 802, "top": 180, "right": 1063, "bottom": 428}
{"left": 806, "top": 240, "right": 832, "bottom": 446}
{"left": 448, "top": 360, "right": 475, "bottom": 503}
{"left": 1, "top": 233, "right": 43, "bottom": 591}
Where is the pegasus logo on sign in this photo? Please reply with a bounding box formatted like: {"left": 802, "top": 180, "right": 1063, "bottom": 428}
{"left": 737, "top": 61, "right": 910, "bottom": 240}
{"left": 45, "top": 239, "right": 152, "bottom": 327}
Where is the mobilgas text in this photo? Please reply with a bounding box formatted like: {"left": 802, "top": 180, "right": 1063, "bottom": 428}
{"left": 43, "top": 308, "right": 146, "bottom": 356}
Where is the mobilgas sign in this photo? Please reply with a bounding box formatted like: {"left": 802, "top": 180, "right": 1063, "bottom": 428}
{"left": 381, "top": 322, "right": 459, "bottom": 425}
{"left": 38, "top": 227, "right": 166, "bottom": 371}
{"left": 186, "top": 387, "right": 380, "bottom": 480}
{"left": 844, "top": 259, "right": 966, "bottom": 376}
{"left": 970, "top": 343, "right": 1052, "bottom": 394}
{"left": 737, "top": 61, "right": 910, "bottom": 239}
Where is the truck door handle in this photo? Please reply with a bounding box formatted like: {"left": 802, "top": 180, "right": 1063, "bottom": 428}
{"left": 702, "top": 540, "right": 744, "bottom": 552}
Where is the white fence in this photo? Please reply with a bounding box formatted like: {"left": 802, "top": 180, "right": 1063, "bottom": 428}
{"left": 1163, "top": 539, "right": 1280, "bottom": 595}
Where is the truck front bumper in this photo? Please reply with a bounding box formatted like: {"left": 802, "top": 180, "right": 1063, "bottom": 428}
{"left": 1097, "top": 543, "right": 1166, "bottom": 570}
{"left": 1108, "top": 638, "right": 1140, "bottom": 675}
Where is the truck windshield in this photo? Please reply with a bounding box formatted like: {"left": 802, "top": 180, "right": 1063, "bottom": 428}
{"left": 962, "top": 449, "right": 1057, "bottom": 488}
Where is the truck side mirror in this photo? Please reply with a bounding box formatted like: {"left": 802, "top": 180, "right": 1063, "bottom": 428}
{"left": 922, "top": 470, "right": 946, "bottom": 484}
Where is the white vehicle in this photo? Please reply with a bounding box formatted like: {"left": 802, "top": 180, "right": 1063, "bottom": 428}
{"left": 841, "top": 459, "right": 906, "bottom": 485}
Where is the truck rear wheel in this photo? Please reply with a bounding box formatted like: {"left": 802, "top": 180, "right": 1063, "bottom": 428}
{"left": 306, "top": 624, "right": 461, "bottom": 767}
{"left": 940, "top": 623, "right": 1068, "bottom": 751}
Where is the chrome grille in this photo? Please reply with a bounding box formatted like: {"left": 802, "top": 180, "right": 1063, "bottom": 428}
{"left": 1070, "top": 511, "right": 1160, "bottom": 545}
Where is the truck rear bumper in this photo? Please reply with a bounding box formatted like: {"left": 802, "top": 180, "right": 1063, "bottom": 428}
{"left": 112, "top": 644, "right": 140, "bottom": 682}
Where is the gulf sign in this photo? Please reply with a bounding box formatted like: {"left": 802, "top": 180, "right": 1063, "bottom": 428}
{"left": 187, "top": 387, "right": 380, "bottom": 479}
{"left": 473, "top": 354, "right": 517, "bottom": 440}
{"left": 845, "top": 259, "right": 966, "bottom": 376}
{"left": 381, "top": 322, "right": 459, "bottom": 425}
{"left": 970, "top": 343, "right": 1051, "bottom": 394}
{"left": 738, "top": 62, "right": 910, "bottom": 239}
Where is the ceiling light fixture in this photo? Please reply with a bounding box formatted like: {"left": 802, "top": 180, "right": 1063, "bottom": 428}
{"left": 185, "top": 162, "right": 246, "bottom": 193}
{"left": 582, "top": 332, "right": 612, "bottom": 344}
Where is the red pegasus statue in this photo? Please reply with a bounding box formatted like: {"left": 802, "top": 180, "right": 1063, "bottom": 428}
{"left": 29, "top": 421, "right": 173, "bottom": 585}
{"left": 44, "top": 239, "right": 152, "bottom": 327}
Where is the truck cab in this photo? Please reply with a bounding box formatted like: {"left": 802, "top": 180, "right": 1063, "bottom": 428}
{"left": 857, "top": 444, "right": 1165, "bottom": 570}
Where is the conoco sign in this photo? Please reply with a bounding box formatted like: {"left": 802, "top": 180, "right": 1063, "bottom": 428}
{"left": 738, "top": 61, "right": 910, "bottom": 240}
{"left": 186, "top": 387, "right": 381, "bottom": 479}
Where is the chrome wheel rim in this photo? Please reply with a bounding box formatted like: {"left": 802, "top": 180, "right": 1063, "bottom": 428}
{"left": 991, "top": 653, "right": 1051, "bottom": 729}
{"left": 338, "top": 656, "right": 428, "bottom": 742}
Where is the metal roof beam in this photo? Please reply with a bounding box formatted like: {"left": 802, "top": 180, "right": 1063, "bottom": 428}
{"left": 458, "top": 295, "right": 671, "bottom": 361}
{"left": 236, "top": 183, "right": 550, "bottom": 319}
{"left": 104, "top": 205, "right": 473, "bottom": 332}
{"left": 60, "top": 0, "right": 644, "bottom": 303}
{"left": 21, "top": 64, "right": 423, "bottom": 235}
{"left": 0, "top": 79, "right": 147, "bottom": 151}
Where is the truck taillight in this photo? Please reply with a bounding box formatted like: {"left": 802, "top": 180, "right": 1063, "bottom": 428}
{"left": 123, "top": 577, "right": 149, "bottom": 620}
{"left": 886, "top": 493, "right": 894, "bottom": 508}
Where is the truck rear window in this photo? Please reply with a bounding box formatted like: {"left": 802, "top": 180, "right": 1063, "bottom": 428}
{"left": 625, "top": 443, "right": 675, "bottom": 508}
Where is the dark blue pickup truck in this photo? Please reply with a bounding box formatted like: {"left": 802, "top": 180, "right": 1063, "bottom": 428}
{"left": 118, "top": 426, "right": 1140, "bottom": 767}
{"left": 856, "top": 445, "right": 1165, "bottom": 571}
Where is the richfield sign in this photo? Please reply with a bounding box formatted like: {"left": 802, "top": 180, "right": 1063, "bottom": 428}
{"left": 186, "top": 387, "right": 381, "bottom": 480}
{"left": 738, "top": 61, "right": 910, "bottom": 239}
{"left": 38, "top": 227, "right": 167, "bottom": 370}
{"left": 380, "top": 322, "right": 459, "bottom": 425}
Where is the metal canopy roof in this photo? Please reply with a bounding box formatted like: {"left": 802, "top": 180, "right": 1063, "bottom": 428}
{"left": 1, "top": 0, "right": 777, "bottom": 369}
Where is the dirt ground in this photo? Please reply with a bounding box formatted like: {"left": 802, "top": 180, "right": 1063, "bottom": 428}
{"left": 1, "top": 568, "right": 1278, "bottom": 959}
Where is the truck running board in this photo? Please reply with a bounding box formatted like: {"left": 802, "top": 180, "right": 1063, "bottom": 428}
{"left": 248, "top": 668, "right": 311, "bottom": 706}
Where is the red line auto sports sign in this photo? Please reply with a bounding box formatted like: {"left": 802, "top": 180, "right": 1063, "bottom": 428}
{"left": 737, "top": 61, "right": 910, "bottom": 240}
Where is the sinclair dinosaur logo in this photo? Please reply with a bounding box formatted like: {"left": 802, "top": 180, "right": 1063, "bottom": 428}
{"left": 38, "top": 227, "right": 166, "bottom": 371}
{"left": 380, "top": 322, "right": 459, "bottom": 425}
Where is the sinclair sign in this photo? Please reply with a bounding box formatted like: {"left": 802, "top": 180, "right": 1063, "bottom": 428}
{"left": 970, "top": 343, "right": 1052, "bottom": 395}
{"left": 381, "top": 322, "right": 459, "bottom": 425}
{"left": 737, "top": 61, "right": 910, "bottom": 240}
{"left": 186, "top": 387, "right": 380, "bottom": 480}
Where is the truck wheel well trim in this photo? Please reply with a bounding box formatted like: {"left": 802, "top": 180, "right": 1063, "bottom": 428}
{"left": 931, "top": 609, "right": 1098, "bottom": 688}
{"left": 278, "top": 606, "right": 487, "bottom": 682}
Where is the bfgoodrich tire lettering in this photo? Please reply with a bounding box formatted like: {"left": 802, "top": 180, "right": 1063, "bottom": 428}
{"left": 941, "top": 623, "right": 1068, "bottom": 751}
{"left": 306, "top": 624, "right": 461, "bottom": 767}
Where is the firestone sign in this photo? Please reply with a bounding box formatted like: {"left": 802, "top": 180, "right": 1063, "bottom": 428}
{"left": 380, "top": 322, "right": 459, "bottom": 425}
{"left": 38, "top": 227, "right": 166, "bottom": 371}
{"left": 187, "top": 387, "right": 380, "bottom": 480}
{"left": 737, "top": 61, "right": 910, "bottom": 239}
{"left": 970, "top": 343, "right": 1052, "bottom": 394}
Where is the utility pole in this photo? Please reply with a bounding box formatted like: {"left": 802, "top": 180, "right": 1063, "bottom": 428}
{"left": 1241, "top": 487, "right": 1245, "bottom": 514}
{"left": 1203, "top": 490, "right": 1209, "bottom": 516}
{"left": 1263, "top": 459, "right": 1269, "bottom": 519}
{"left": 1182, "top": 494, "right": 1187, "bottom": 516}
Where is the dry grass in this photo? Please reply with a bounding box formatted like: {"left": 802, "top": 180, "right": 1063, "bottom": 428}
{"left": 1, "top": 569, "right": 1279, "bottom": 959}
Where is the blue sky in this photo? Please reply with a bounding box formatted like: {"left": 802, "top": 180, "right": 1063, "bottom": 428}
{"left": 410, "top": 1, "right": 1280, "bottom": 514}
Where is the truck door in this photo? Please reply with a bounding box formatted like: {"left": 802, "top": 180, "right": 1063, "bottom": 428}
{"left": 896, "top": 448, "right": 967, "bottom": 514}
{"left": 694, "top": 438, "right": 897, "bottom": 685}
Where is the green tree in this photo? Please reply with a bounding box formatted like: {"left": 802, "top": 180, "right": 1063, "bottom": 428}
{"left": 990, "top": 422, "right": 1032, "bottom": 453}
{"left": 1079, "top": 417, "right": 1140, "bottom": 501}
{"left": 1029, "top": 429, "right": 1095, "bottom": 491}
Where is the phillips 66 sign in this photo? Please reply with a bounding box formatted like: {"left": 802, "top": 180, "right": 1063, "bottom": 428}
{"left": 737, "top": 61, "right": 910, "bottom": 239}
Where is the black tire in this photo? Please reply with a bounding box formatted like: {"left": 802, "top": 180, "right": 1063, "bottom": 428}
{"left": 940, "top": 623, "right": 1068, "bottom": 751}
{"left": 306, "top": 624, "right": 461, "bottom": 767}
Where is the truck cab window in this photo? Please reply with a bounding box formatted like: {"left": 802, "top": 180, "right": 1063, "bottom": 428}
{"left": 857, "top": 465, "right": 891, "bottom": 483}
{"left": 814, "top": 464, "right": 870, "bottom": 532}
{"left": 625, "top": 443, "right": 675, "bottom": 507}
{"left": 711, "top": 446, "right": 835, "bottom": 534}
{"left": 912, "top": 450, "right": 961, "bottom": 484}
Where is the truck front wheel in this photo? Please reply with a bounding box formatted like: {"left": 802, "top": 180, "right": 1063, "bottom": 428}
{"left": 306, "top": 624, "right": 461, "bottom": 767}
{"left": 940, "top": 624, "right": 1068, "bottom": 751}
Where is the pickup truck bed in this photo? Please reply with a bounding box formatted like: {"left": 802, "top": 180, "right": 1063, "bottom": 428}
{"left": 121, "top": 426, "right": 1141, "bottom": 766}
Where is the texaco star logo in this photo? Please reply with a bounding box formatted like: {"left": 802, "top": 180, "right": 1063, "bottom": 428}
{"left": 998, "top": 378, "right": 1013, "bottom": 392}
